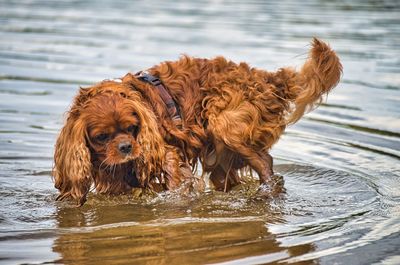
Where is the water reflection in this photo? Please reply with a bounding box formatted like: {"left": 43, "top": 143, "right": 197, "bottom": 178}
{"left": 52, "top": 192, "right": 317, "bottom": 265}
{"left": 49, "top": 162, "right": 383, "bottom": 264}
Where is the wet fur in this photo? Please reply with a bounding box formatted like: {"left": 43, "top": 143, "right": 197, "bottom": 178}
{"left": 53, "top": 38, "right": 342, "bottom": 205}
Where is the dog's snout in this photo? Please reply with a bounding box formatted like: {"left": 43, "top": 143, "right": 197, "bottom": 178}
{"left": 118, "top": 141, "right": 132, "bottom": 155}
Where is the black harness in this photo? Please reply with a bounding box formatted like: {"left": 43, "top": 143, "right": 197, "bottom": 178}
{"left": 135, "top": 71, "right": 182, "bottom": 127}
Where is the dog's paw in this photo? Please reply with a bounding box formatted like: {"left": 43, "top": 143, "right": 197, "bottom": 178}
{"left": 131, "top": 187, "right": 158, "bottom": 199}
{"left": 257, "top": 174, "right": 286, "bottom": 199}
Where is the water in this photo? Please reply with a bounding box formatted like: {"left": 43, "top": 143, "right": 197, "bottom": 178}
{"left": 0, "top": 0, "right": 399, "bottom": 264}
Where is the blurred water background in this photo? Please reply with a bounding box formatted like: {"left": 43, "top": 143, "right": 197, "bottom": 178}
{"left": 0, "top": 0, "right": 399, "bottom": 264}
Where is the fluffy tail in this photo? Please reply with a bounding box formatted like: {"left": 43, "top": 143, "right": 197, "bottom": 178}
{"left": 286, "top": 38, "right": 342, "bottom": 124}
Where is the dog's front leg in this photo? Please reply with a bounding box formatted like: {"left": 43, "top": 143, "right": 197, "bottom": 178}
{"left": 162, "top": 146, "right": 204, "bottom": 193}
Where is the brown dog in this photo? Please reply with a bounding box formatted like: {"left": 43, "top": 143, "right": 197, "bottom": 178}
{"left": 53, "top": 38, "right": 342, "bottom": 206}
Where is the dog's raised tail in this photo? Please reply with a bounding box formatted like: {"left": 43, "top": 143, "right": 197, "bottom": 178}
{"left": 286, "top": 38, "right": 342, "bottom": 124}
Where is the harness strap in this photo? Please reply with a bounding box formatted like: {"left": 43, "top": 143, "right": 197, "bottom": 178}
{"left": 135, "top": 71, "right": 182, "bottom": 128}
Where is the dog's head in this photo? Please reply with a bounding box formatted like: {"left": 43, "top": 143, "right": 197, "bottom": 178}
{"left": 53, "top": 81, "right": 165, "bottom": 205}
{"left": 83, "top": 93, "right": 142, "bottom": 166}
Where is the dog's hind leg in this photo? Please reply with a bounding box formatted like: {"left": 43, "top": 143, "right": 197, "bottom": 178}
{"left": 231, "top": 144, "right": 274, "bottom": 184}
{"left": 209, "top": 133, "right": 274, "bottom": 185}
{"left": 207, "top": 99, "right": 275, "bottom": 185}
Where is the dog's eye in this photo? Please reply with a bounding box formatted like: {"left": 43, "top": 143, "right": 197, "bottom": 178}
{"left": 127, "top": 125, "right": 139, "bottom": 137}
{"left": 95, "top": 133, "right": 109, "bottom": 142}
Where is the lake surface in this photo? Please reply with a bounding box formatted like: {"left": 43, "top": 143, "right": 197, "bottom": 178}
{"left": 0, "top": 0, "right": 399, "bottom": 264}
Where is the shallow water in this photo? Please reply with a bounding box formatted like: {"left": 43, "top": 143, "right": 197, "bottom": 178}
{"left": 0, "top": 0, "right": 399, "bottom": 264}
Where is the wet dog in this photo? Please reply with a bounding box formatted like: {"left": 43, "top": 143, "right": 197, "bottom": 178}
{"left": 53, "top": 38, "right": 342, "bottom": 205}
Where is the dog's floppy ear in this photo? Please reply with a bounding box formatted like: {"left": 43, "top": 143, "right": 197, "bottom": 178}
{"left": 53, "top": 90, "right": 93, "bottom": 206}
{"left": 135, "top": 102, "right": 166, "bottom": 176}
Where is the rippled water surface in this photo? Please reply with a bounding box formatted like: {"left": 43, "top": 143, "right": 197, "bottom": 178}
{"left": 1, "top": 0, "right": 400, "bottom": 264}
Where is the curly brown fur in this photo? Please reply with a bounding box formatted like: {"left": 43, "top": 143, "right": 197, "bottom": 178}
{"left": 53, "top": 38, "right": 342, "bottom": 205}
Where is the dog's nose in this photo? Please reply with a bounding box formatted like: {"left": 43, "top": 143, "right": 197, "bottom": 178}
{"left": 118, "top": 142, "right": 132, "bottom": 155}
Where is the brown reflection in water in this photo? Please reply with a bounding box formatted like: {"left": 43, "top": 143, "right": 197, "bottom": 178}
{"left": 52, "top": 195, "right": 317, "bottom": 265}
